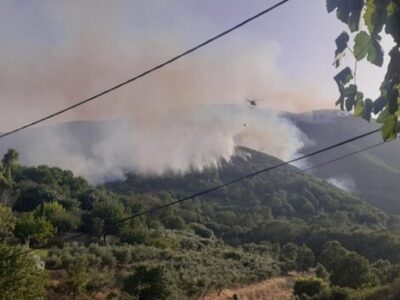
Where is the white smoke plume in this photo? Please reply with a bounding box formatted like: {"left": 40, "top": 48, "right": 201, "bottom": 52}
{"left": 0, "top": 0, "right": 326, "bottom": 182}
{"left": 326, "top": 176, "right": 356, "bottom": 193}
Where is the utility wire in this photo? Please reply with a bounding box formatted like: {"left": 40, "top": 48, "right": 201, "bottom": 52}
{"left": 0, "top": 0, "right": 291, "bottom": 140}
{"left": 5, "top": 128, "right": 383, "bottom": 260}
{"left": 291, "top": 141, "right": 387, "bottom": 177}
{"left": 2, "top": 0, "right": 391, "bottom": 260}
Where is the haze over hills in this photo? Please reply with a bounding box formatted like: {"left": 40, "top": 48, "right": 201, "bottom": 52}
{"left": 287, "top": 109, "right": 400, "bottom": 214}
{"left": 1, "top": 108, "right": 400, "bottom": 214}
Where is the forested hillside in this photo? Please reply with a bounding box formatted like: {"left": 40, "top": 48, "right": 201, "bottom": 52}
{"left": 288, "top": 110, "right": 400, "bottom": 214}
{"left": 2, "top": 148, "right": 400, "bottom": 299}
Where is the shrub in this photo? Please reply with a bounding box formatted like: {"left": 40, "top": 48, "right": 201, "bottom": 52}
{"left": 191, "top": 223, "right": 214, "bottom": 239}
{"left": 123, "top": 265, "right": 176, "bottom": 300}
{"left": 112, "top": 247, "right": 132, "bottom": 265}
{"left": 293, "top": 277, "right": 328, "bottom": 299}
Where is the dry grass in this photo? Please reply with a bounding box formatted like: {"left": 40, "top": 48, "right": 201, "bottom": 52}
{"left": 202, "top": 276, "right": 295, "bottom": 300}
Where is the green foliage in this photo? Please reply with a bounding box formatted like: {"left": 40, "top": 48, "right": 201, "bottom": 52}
{"left": 161, "top": 215, "right": 186, "bottom": 230}
{"left": 296, "top": 244, "right": 316, "bottom": 272}
{"left": 119, "top": 223, "right": 150, "bottom": 244}
{"left": 293, "top": 276, "right": 329, "bottom": 299}
{"left": 85, "top": 197, "right": 126, "bottom": 240}
{"left": 315, "top": 263, "right": 330, "bottom": 281}
{"left": 191, "top": 223, "right": 214, "bottom": 238}
{"left": 1, "top": 149, "right": 19, "bottom": 182}
{"left": 123, "top": 265, "right": 175, "bottom": 300}
{"left": 328, "top": 0, "right": 400, "bottom": 138}
{"left": 0, "top": 243, "right": 48, "bottom": 299}
{"left": 0, "top": 204, "right": 16, "bottom": 241}
{"left": 351, "top": 278, "right": 400, "bottom": 300}
{"left": 63, "top": 257, "right": 90, "bottom": 300}
{"left": 319, "top": 241, "right": 377, "bottom": 289}
{"left": 353, "top": 31, "right": 384, "bottom": 66}
{"left": 14, "top": 213, "right": 55, "bottom": 247}
{"left": 4, "top": 148, "right": 400, "bottom": 297}
{"left": 35, "top": 201, "right": 80, "bottom": 232}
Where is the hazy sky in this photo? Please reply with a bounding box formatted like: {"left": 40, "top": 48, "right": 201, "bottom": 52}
{"left": 0, "top": 0, "right": 393, "bottom": 131}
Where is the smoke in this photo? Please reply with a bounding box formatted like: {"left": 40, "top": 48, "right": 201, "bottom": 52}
{"left": 326, "top": 176, "right": 356, "bottom": 193}
{"left": 0, "top": 0, "right": 325, "bottom": 182}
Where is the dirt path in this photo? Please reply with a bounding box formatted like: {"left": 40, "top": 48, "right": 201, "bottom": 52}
{"left": 202, "top": 276, "right": 294, "bottom": 300}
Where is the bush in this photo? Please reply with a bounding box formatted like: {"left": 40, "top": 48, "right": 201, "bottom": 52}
{"left": 293, "top": 277, "right": 328, "bottom": 299}
{"left": 45, "top": 255, "right": 62, "bottom": 269}
{"left": 112, "top": 247, "right": 132, "bottom": 264}
{"left": 123, "top": 265, "right": 176, "bottom": 300}
{"left": 315, "top": 263, "right": 329, "bottom": 280}
{"left": 119, "top": 225, "right": 150, "bottom": 245}
{"left": 191, "top": 223, "right": 214, "bottom": 239}
{"left": 330, "top": 286, "right": 351, "bottom": 300}
{"left": 100, "top": 251, "right": 117, "bottom": 269}
{"left": 162, "top": 215, "right": 186, "bottom": 230}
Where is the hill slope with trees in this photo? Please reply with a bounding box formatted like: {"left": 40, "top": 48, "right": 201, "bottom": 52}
{"left": 2, "top": 147, "right": 400, "bottom": 298}
{"left": 287, "top": 109, "right": 400, "bottom": 214}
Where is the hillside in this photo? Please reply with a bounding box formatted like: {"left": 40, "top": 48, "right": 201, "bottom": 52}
{"left": 2, "top": 110, "right": 400, "bottom": 215}
{"left": 2, "top": 147, "right": 400, "bottom": 298}
{"left": 286, "top": 110, "right": 400, "bottom": 214}
{"left": 104, "top": 147, "right": 398, "bottom": 258}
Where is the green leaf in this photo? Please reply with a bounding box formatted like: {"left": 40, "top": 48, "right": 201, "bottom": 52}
{"left": 344, "top": 84, "right": 357, "bottom": 97}
{"left": 334, "top": 32, "right": 350, "bottom": 67}
{"left": 334, "top": 68, "right": 354, "bottom": 111}
{"left": 335, "top": 81, "right": 346, "bottom": 110}
{"left": 354, "top": 31, "right": 384, "bottom": 67}
{"left": 377, "top": 106, "right": 390, "bottom": 124}
{"left": 334, "top": 67, "right": 353, "bottom": 85}
{"left": 354, "top": 100, "right": 364, "bottom": 116}
{"left": 344, "top": 84, "right": 358, "bottom": 111}
{"left": 364, "top": 0, "right": 388, "bottom": 36}
{"left": 374, "top": 97, "right": 388, "bottom": 114}
{"left": 326, "top": 0, "right": 339, "bottom": 13}
{"left": 381, "top": 115, "right": 398, "bottom": 141}
{"left": 348, "top": 0, "right": 364, "bottom": 32}
{"left": 363, "top": 98, "right": 374, "bottom": 121}
{"left": 327, "top": 0, "right": 364, "bottom": 31}
{"left": 386, "top": 2, "right": 400, "bottom": 44}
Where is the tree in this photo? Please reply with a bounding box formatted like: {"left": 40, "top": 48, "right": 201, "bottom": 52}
{"left": 315, "top": 263, "right": 330, "bottom": 281}
{"left": 319, "top": 240, "right": 348, "bottom": 271}
{"left": 330, "top": 252, "right": 375, "bottom": 288}
{"left": 14, "top": 213, "right": 55, "bottom": 247}
{"left": 0, "top": 165, "right": 11, "bottom": 196}
{"left": 293, "top": 276, "right": 329, "bottom": 299}
{"left": 1, "top": 149, "right": 19, "bottom": 182}
{"left": 319, "top": 241, "right": 376, "bottom": 288}
{"left": 63, "top": 257, "right": 90, "bottom": 300}
{"left": 0, "top": 243, "right": 48, "bottom": 299}
{"left": 87, "top": 197, "right": 125, "bottom": 241}
{"left": 123, "top": 265, "right": 175, "bottom": 300}
{"left": 35, "top": 201, "right": 80, "bottom": 232}
{"left": 280, "top": 242, "right": 298, "bottom": 272}
{"left": 119, "top": 222, "right": 150, "bottom": 244}
{"left": 296, "top": 244, "right": 315, "bottom": 272}
{"left": 0, "top": 204, "right": 16, "bottom": 241}
{"left": 327, "top": 0, "right": 400, "bottom": 140}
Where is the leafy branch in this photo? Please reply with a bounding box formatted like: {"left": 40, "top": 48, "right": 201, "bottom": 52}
{"left": 327, "top": 0, "right": 400, "bottom": 140}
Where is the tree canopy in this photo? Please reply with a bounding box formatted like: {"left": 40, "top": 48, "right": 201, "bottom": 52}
{"left": 328, "top": 0, "right": 400, "bottom": 140}
{"left": 0, "top": 243, "right": 48, "bottom": 299}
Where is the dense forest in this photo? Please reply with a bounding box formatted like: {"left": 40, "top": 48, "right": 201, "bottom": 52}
{"left": 2, "top": 147, "right": 400, "bottom": 299}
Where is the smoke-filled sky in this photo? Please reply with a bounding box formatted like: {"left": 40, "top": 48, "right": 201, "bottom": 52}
{"left": 0, "top": 0, "right": 394, "bottom": 181}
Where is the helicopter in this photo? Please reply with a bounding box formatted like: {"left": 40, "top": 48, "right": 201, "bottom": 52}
{"left": 245, "top": 98, "right": 258, "bottom": 107}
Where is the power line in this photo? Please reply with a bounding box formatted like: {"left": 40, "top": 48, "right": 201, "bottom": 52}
{"left": 5, "top": 127, "right": 383, "bottom": 260}
{"left": 292, "top": 141, "right": 387, "bottom": 176}
{"left": 0, "top": 0, "right": 291, "bottom": 140}
{"left": 112, "top": 129, "right": 381, "bottom": 224}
